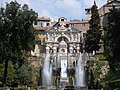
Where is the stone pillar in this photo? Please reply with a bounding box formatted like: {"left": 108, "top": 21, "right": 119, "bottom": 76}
{"left": 46, "top": 33, "right": 49, "bottom": 41}
{"left": 77, "top": 33, "right": 80, "bottom": 42}
{"left": 53, "top": 46, "right": 57, "bottom": 54}
{"left": 34, "top": 44, "right": 40, "bottom": 57}
{"left": 46, "top": 46, "right": 50, "bottom": 53}
{"left": 77, "top": 46, "right": 80, "bottom": 53}
{"left": 70, "top": 33, "right": 73, "bottom": 42}
{"left": 69, "top": 47, "right": 73, "bottom": 53}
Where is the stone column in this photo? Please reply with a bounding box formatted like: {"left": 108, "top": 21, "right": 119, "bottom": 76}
{"left": 77, "top": 46, "right": 80, "bottom": 53}
{"left": 77, "top": 33, "right": 80, "bottom": 42}
{"left": 53, "top": 46, "right": 57, "bottom": 54}
{"left": 46, "top": 46, "right": 50, "bottom": 54}
{"left": 69, "top": 46, "right": 73, "bottom": 53}
{"left": 70, "top": 33, "right": 73, "bottom": 42}
{"left": 34, "top": 44, "right": 40, "bottom": 57}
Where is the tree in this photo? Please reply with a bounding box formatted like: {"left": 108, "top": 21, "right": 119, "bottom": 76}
{"left": 104, "top": 8, "right": 120, "bottom": 71}
{"left": 102, "top": 8, "right": 120, "bottom": 89}
{"left": 0, "top": 61, "right": 15, "bottom": 86}
{"left": 85, "top": 1, "right": 101, "bottom": 53}
{"left": 0, "top": 63, "right": 4, "bottom": 86}
{"left": 0, "top": 1, "right": 38, "bottom": 86}
{"left": 14, "top": 60, "right": 33, "bottom": 85}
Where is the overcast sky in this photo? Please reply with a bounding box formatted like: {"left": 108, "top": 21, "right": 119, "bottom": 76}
{"left": 1, "top": 0, "right": 107, "bottom": 20}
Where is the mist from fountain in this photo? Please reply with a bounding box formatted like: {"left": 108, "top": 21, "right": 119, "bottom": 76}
{"left": 42, "top": 54, "right": 52, "bottom": 86}
{"left": 75, "top": 52, "right": 86, "bottom": 87}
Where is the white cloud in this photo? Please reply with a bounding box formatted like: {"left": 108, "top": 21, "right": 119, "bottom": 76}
{"left": 83, "top": 0, "right": 107, "bottom": 8}
{"left": 52, "top": 0, "right": 83, "bottom": 19}
{"left": 96, "top": 0, "right": 107, "bottom": 7}
{"left": 40, "top": 10, "right": 52, "bottom": 17}
{"left": 22, "top": 0, "right": 30, "bottom": 5}
{"left": 83, "top": 0, "right": 93, "bottom": 8}
{"left": 29, "top": 0, "right": 107, "bottom": 20}
{"left": 2, "top": 0, "right": 108, "bottom": 20}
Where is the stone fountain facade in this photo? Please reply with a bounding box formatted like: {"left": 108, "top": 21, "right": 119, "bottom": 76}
{"left": 45, "top": 17, "right": 82, "bottom": 64}
{"left": 31, "top": 17, "right": 89, "bottom": 88}
{"left": 44, "top": 17, "right": 86, "bottom": 86}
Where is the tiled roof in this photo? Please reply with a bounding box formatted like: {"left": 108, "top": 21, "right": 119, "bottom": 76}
{"left": 36, "top": 17, "right": 51, "bottom": 21}
{"left": 70, "top": 20, "right": 89, "bottom": 24}
{"left": 34, "top": 26, "right": 47, "bottom": 31}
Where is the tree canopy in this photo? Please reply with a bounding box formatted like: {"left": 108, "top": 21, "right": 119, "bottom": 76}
{"left": 0, "top": 1, "right": 38, "bottom": 62}
{"left": 104, "top": 8, "right": 120, "bottom": 71}
{"left": 101, "top": 8, "right": 120, "bottom": 89}
{"left": 0, "top": 1, "right": 38, "bottom": 86}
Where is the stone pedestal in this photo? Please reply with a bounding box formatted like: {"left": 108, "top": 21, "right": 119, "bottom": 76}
{"left": 60, "top": 77, "right": 68, "bottom": 87}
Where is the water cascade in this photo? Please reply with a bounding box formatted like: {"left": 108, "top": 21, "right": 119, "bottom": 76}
{"left": 42, "top": 54, "right": 52, "bottom": 86}
{"left": 75, "top": 53, "right": 86, "bottom": 86}
{"left": 57, "top": 53, "right": 60, "bottom": 68}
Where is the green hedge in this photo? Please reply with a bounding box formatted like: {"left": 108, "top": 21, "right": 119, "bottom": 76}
{"left": 97, "top": 55, "right": 107, "bottom": 61}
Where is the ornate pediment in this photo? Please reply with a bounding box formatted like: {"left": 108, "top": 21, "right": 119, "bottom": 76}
{"left": 58, "top": 23, "right": 67, "bottom": 31}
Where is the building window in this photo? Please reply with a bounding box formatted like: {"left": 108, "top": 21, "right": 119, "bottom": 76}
{"left": 58, "top": 24, "right": 60, "bottom": 27}
{"left": 66, "top": 24, "right": 69, "bottom": 28}
{"left": 46, "top": 23, "right": 50, "bottom": 26}
{"left": 38, "top": 22, "right": 43, "bottom": 27}
{"left": 83, "top": 33, "right": 86, "bottom": 38}
{"left": 82, "top": 23, "right": 85, "bottom": 26}
{"left": 61, "top": 19, "right": 64, "bottom": 21}
{"left": 41, "top": 22, "right": 43, "bottom": 27}
{"left": 71, "top": 24, "right": 74, "bottom": 27}
{"left": 88, "top": 10, "right": 90, "bottom": 13}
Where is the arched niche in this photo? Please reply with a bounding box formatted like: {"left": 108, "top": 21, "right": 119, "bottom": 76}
{"left": 55, "top": 35, "right": 70, "bottom": 43}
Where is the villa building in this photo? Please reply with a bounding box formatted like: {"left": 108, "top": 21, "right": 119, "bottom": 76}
{"left": 29, "top": 0, "right": 120, "bottom": 65}
{"left": 99, "top": 0, "right": 120, "bottom": 29}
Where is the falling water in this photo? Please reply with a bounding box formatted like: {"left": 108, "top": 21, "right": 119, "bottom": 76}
{"left": 42, "top": 54, "right": 52, "bottom": 86}
{"left": 75, "top": 53, "right": 86, "bottom": 86}
{"left": 57, "top": 53, "right": 60, "bottom": 68}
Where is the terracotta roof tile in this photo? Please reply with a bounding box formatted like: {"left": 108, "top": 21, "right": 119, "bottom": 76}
{"left": 36, "top": 17, "right": 51, "bottom": 21}
{"left": 34, "top": 26, "right": 47, "bottom": 31}
{"left": 70, "top": 20, "right": 89, "bottom": 24}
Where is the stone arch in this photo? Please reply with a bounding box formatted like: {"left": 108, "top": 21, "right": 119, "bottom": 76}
{"left": 55, "top": 35, "right": 70, "bottom": 43}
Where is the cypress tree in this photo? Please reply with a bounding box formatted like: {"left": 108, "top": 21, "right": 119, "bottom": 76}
{"left": 85, "top": 0, "right": 101, "bottom": 54}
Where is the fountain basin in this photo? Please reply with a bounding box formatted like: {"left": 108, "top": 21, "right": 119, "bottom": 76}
{"left": 37, "top": 86, "right": 56, "bottom": 90}
{"left": 74, "top": 86, "right": 88, "bottom": 90}
{"left": 64, "top": 86, "right": 74, "bottom": 90}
